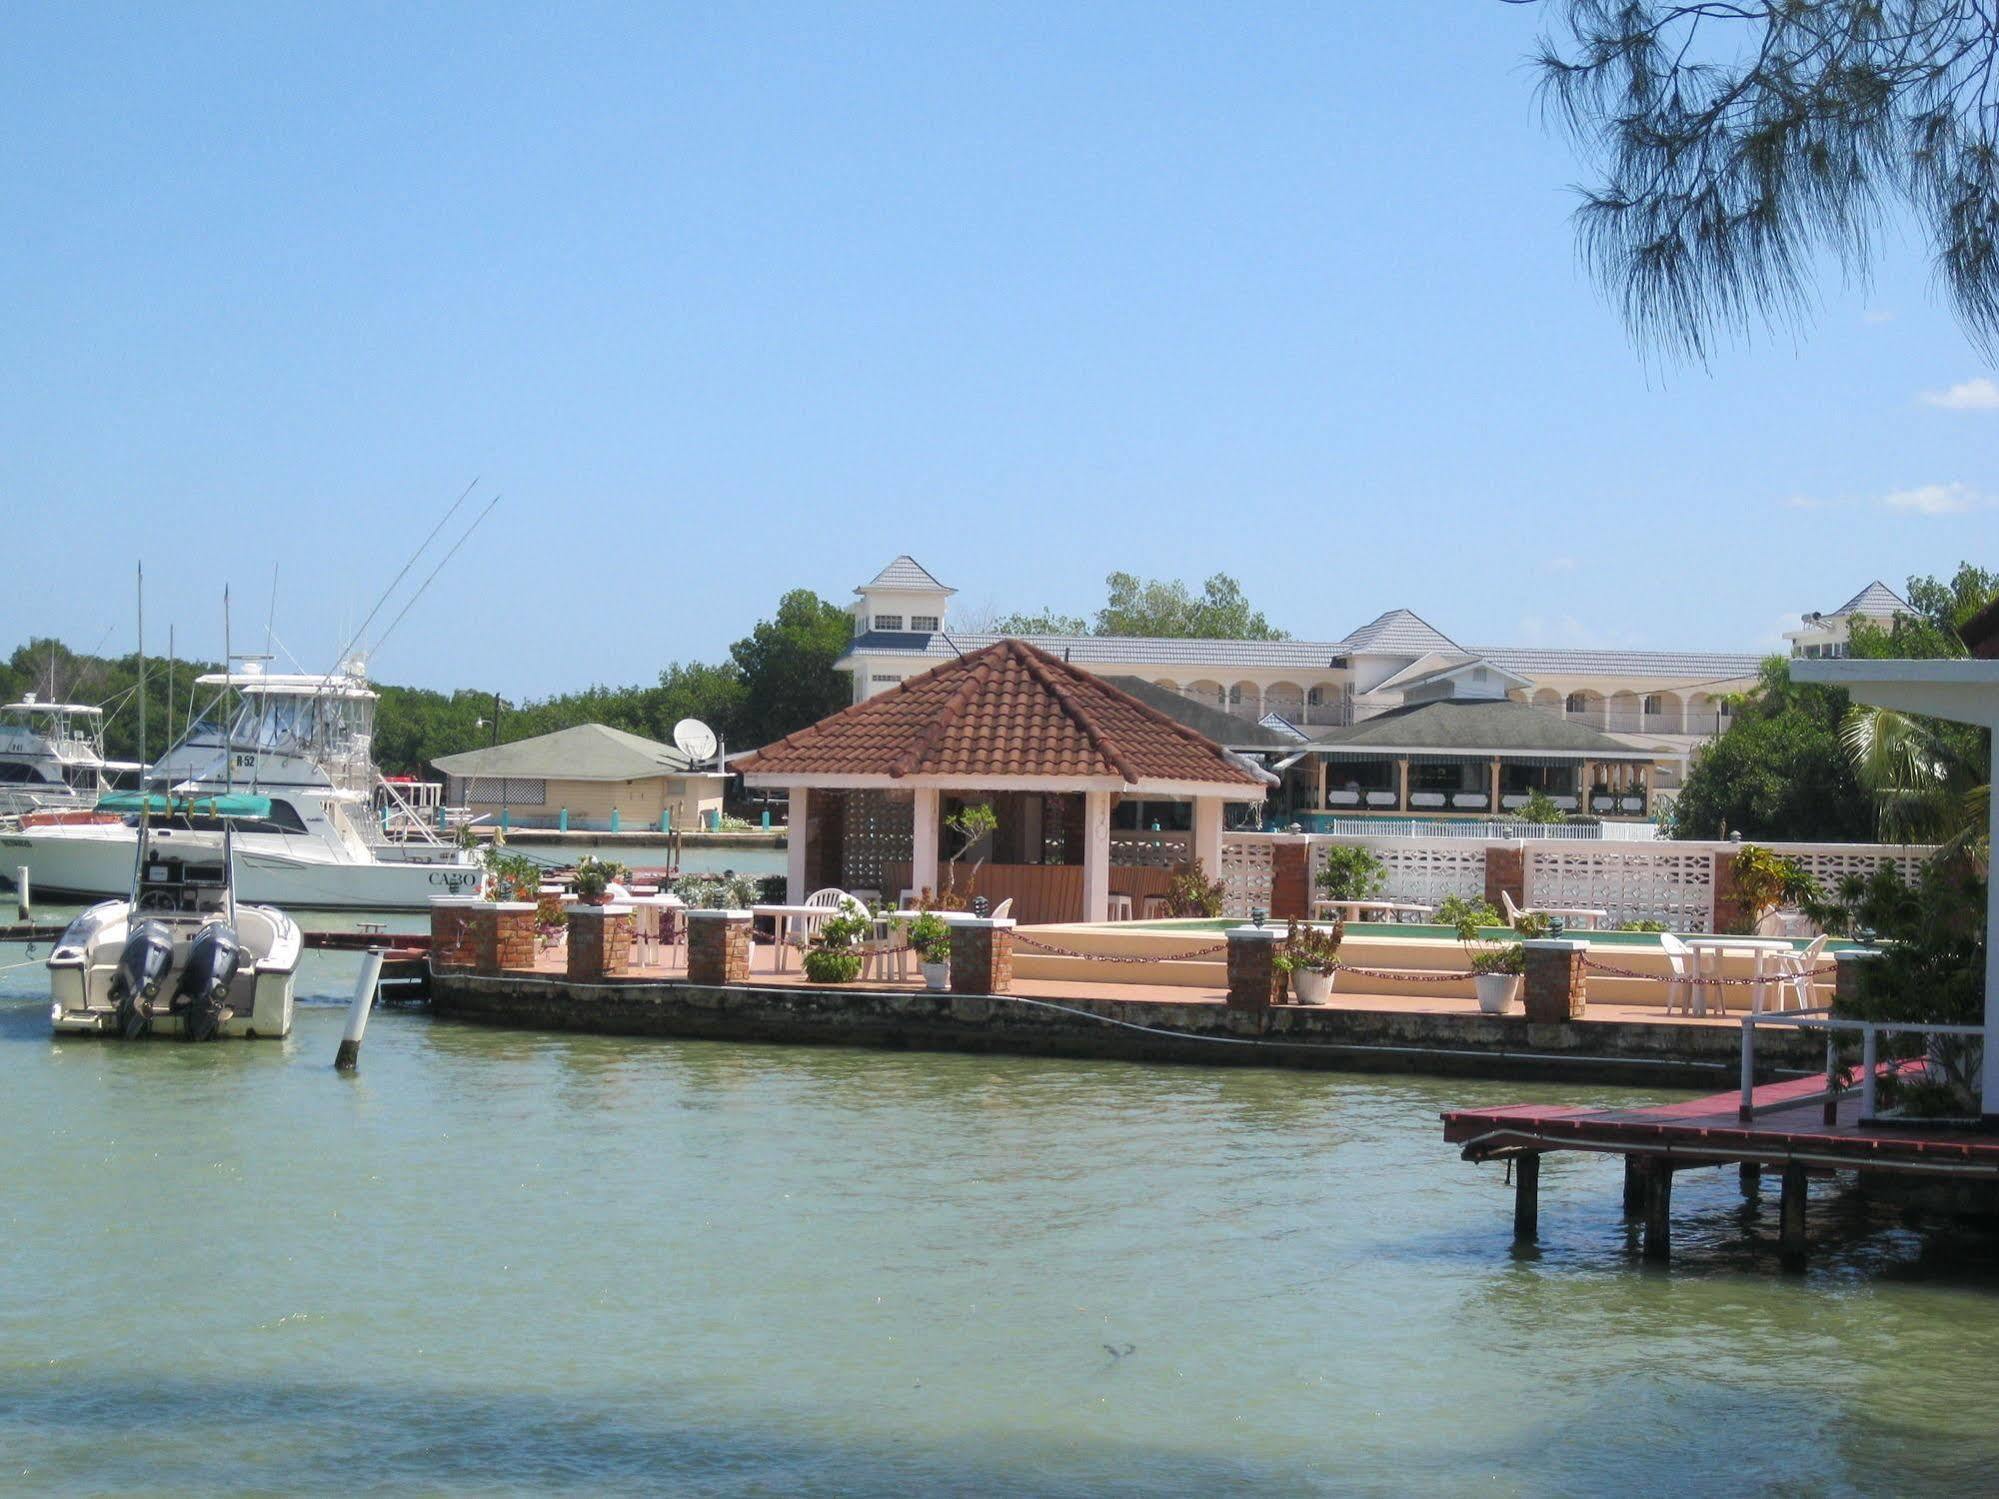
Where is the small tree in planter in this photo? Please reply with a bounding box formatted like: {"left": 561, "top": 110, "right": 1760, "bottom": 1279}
{"left": 1164, "top": 858, "right": 1226, "bottom": 918}
{"left": 941, "top": 802, "right": 999, "bottom": 903}
{"left": 1315, "top": 845, "right": 1387, "bottom": 907}
{"left": 908, "top": 911, "right": 953, "bottom": 991}
{"left": 571, "top": 855, "right": 630, "bottom": 904}
{"left": 802, "top": 911, "right": 868, "bottom": 983}
{"left": 1273, "top": 920, "right": 1343, "bottom": 1003}
{"left": 1728, "top": 845, "right": 1821, "bottom": 934}
{"left": 1512, "top": 789, "right": 1565, "bottom": 825}
{"left": 1437, "top": 894, "right": 1524, "bottom": 1014}
{"left": 481, "top": 847, "right": 542, "bottom": 903}
{"left": 534, "top": 895, "right": 568, "bottom": 952}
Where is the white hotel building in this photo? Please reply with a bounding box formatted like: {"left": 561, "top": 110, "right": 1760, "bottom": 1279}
{"left": 835, "top": 558, "right": 1912, "bottom": 824}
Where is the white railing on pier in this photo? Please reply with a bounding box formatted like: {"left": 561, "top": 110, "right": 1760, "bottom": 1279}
{"left": 1739, "top": 1008, "right": 1985, "bottom": 1123}
{"left": 1109, "top": 830, "right": 1192, "bottom": 868}
{"left": 1310, "top": 817, "right": 1661, "bottom": 842}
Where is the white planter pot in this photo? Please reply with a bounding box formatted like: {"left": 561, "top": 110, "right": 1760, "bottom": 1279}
{"left": 921, "top": 961, "right": 950, "bottom": 992}
{"left": 1474, "top": 973, "right": 1523, "bottom": 1015}
{"left": 1292, "top": 969, "right": 1336, "bottom": 1004}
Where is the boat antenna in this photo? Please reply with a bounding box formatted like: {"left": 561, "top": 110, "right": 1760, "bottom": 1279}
{"left": 136, "top": 561, "right": 147, "bottom": 774}
{"left": 367, "top": 493, "right": 503, "bottom": 661}
{"left": 324, "top": 476, "right": 481, "bottom": 679}
{"left": 223, "top": 586, "right": 233, "bottom": 797}
{"left": 264, "top": 562, "right": 279, "bottom": 666}
{"left": 165, "top": 624, "right": 176, "bottom": 775}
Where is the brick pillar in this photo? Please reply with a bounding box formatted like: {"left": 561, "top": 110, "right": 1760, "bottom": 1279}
{"left": 1271, "top": 838, "right": 1310, "bottom": 921}
{"left": 1226, "top": 925, "right": 1285, "bottom": 1012}
{"left": 686, "top": 910, "right": 753, "bottom": 986}
{"left": 1484, "top": 843, "right": 1525, "bottom": 915}
{"left": 429, "top": 896, "right": 478, "bottom": 970}
{"left": 1711, "top": 847, "right": 1751, "bottom": 934}
{"left": 1833, "top": 948, "right": 1881, "bottom": 1009}
{"left": 467, "top": 902, "right": 537, "bottom": 974}
{"left": 567, "top": 904, "right": 634, "bottom": 981}
{"left": 1522, "top": 938, "right": 1588, "bottom": 1023}
{"left": 944, "top": 915, "right": 1014, "bottom": 994}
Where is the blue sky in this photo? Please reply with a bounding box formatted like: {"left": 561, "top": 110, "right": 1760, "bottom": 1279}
{"left": 2, "top": 3, "right": 1991, "bottom": 696}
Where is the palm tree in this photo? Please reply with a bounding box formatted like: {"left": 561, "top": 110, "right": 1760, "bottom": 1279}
{"left": 1840, "top": 705, "right": 1990, "bottom": 850}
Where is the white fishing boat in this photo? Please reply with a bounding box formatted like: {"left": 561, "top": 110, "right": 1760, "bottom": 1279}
{"left": 49, "top": 792, "right": 302, "bottom": 1040}
{"left": 2, "top": 663, "right": 484, "bottom": 910}
{"left": 0, "top": 697, "right": 134, "bottom": 822}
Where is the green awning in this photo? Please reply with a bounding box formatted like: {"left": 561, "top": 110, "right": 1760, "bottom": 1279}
{"left": 98, "top": 792, "right": 274, "bottom": 818}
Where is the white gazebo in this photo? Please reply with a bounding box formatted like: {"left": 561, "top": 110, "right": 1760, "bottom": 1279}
{"left": 734, "top": 638, "right": 1274, "bottom": 924}
{"left": 1792, "top": 654, "right": 1998, "bottom": 1121}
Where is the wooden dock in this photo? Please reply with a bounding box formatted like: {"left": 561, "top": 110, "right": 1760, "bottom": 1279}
{"left": 1442, "top": 1071, "right": 1999, "bottom": 1266}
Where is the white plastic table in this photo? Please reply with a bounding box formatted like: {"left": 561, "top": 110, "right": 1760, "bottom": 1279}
{"left": 1311, "top": 898, "right": 1435, "bottom": 923}
{"left": 1680, "top": 935, "right": 1796, "bottom": 1016}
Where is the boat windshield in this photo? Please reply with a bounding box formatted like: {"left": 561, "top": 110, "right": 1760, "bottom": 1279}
{"left": 221, "top": 690, "right": 376, "bottom": 794}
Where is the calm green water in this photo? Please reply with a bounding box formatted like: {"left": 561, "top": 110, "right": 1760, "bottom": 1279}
{"left": 5, "top": 947, "right": 1999, "bottom": 1495}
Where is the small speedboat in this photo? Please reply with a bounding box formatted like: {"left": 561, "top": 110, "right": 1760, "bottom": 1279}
{"left": 48, "top": 793, "right": 301, "bottom": 1040}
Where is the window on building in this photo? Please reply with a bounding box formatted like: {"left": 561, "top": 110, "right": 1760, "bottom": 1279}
{"left": 909, "top": 614, "right": 940, "bottom": 632}
{"left": 871, "top": 614, "right": 904, "bottom": 631}
{"left": 1642, "top": 695, "right": 1662, "bottom": 715}
{"left": 870, "top": 674, "right": 902, "bottom": 685}
{"left": 1564, "top": 693, "right": 1587, "bottom": 714}
{"left": 1306, "top": 686, "right": 1323, "bottom": 706}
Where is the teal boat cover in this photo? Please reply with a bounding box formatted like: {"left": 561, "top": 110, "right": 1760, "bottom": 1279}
{"left": 97, "top": 791, "right": 274, "bottom": 818}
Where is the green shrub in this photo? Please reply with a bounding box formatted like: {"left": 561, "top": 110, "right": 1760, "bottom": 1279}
{"left": 1273, "top": 921, "right": 1342, "bottom": 975}
{"left": 1164, "top": 858, "right": 1226, "bottom": 918}
{"left": 802, "top": 948, "right": 863, "bottom": 983}
{"left": 1511, "top": 789, "right": 1565, "bottom": 825}
{"left": 1315, "top": 845, "right": 1387, "bottom": 902}
{"left": 1620, "top": 918, "right": 1668, "bottom": 933}
{"left": 908, "top": 912, "right": 952, "bottom": 964}
{"left": 1471, "top": 946, "right": 1526, "bottom": 975}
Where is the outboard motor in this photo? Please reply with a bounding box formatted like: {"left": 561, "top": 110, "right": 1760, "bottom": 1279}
{"left": 111, "top": 920, "right": 176, "bottom": 1039}
{"left": 174, "top": 921, "right": 243, "bottom": 1043}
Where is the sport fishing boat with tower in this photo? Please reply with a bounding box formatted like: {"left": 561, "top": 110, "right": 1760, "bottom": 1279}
{"left": 48, "top": 791, "right": 302, "bottom": 1040}
{"left": 2, "top": 661, "right": 484, "bottom": 909}
{"left": 0, "top": 696, "right": 134, "bottom": 823}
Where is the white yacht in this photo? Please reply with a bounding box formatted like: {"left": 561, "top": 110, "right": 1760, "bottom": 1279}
{"left": 0, "top": 697, "right": 131, "bottom": 821}
{"left": 49, "top": 792, "right": 302, "bottom": 1040}
{"left": 1, "top": 663, "right": 484, "bottom": 910}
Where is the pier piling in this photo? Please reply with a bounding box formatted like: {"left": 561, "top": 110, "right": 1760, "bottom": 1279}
{"left": 1779, "top": 1162, "right": 1809, "bottom": 1269}
{"left": 1642, "top": 1162, "right": 1673, "bottom": 1263}
{"left": 14, "top": 867, "right": 27, "bottom": 920}
{"left": 1512, "top": 1152, "right": 1540, "bottom": 1242}
{"left": 1739, "top": 1161, "right": 1761, "bottom": 1195}
{"left": 1622, "top": 1156, "right": 1645, "bottom": 1215}
{"left": 335, "top": 950, "right": 385, "bottom": 1071}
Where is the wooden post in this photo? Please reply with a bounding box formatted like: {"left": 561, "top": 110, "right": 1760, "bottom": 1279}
{"left": 1489, "top": 757, "right": 1502, "bottom": 815}
{"left": 1779, "top": 1162, "right": 1809, "bottom": 1269}
{"left": 1738, "top": 1161, "right": 1760, "bottom": 1195}
{"left": 1396, "top": 757, "right": 1409, "bottom": 812}
{"left": 1513, "top": 1152, "right": 1541, "bottom": 1242}
{"left": 1622, "top": 1155, "right": 1645, "bottom": 1215}
{"left": 1642, "top": 1160, "right": 1673, "bottom": 1263}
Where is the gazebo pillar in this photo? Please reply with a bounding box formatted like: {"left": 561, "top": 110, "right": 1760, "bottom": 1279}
{"left": 786, "top": 787, "right": 809, "bottom": 903}
{"left": 911, "top": 788, "right": 941, "bottom": 903}
{"left": 1192, "top": 795, "right": 1224, "bottom": 877}
{"left": 1082, "top": 789, "right": 1112, "bottom": 924}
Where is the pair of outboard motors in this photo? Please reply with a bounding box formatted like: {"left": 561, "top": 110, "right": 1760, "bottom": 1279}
{"left": 110, "top": 920, "right": 243, "bottom": 1042}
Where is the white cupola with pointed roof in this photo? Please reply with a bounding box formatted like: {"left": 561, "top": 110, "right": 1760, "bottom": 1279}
{"left": 853, "top": 555, "right": 954, "bottom": 637}
{"left": 1785, "top": 579, "right": 1911, "bottom": 659}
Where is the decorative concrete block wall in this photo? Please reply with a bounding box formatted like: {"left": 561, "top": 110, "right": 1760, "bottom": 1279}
{"left": 567, "top": 905, "right": 634, "bottom": 982}
{"left": 687, "top": 910, "right": 753, "bottom": 986}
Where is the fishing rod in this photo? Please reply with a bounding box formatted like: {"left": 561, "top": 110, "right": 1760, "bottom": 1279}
{"left": 320, "top": 476, "right": 481, "bottom": 680}
{"left": 367, "top": 493, "right": 503, "bottom": 662}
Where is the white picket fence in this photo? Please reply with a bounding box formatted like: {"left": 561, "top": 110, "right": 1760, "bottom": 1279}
{"left": 1219, "top": 831, "right": 1940, "bottom": 929}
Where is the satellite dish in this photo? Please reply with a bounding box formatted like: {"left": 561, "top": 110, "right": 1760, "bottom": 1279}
{"left": 673, "top": 718, "right": 719, "bottom": 765}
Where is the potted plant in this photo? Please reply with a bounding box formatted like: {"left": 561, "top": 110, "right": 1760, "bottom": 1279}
{"left": 802, "top": 910, "right": 868, "bottom": 983}
{"left": 1314, "top": 844, "right": 1387, "bottom": 910}
{"left": 908, "top": 910, "right": 952, "bottom": 990}
{"left": 534, "top": 895, "right": 568, "bottom": 951}
{"left": 1274, "top": 920, "right": 1343, "bottom": 1003}
{"left": 1438, "top": 894, "right": 1523, "bottom": 1014}
{"left": 1728, "top": 845, "right": 1821, "bottom": 934}
{"left": 571, "top": 855, "right": 629, "bottom": 905}
{"left": 481, "top": 847, "right": 541, "bottom": 903}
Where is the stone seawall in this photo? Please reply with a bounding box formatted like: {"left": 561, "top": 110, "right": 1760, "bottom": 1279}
{"left": 429, "top": 973, "right": 1825, "bottom": 1087}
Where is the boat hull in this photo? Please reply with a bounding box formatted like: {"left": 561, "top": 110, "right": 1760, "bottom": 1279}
{"left": 0, "top": 825, "right": 482, "bottom": 910}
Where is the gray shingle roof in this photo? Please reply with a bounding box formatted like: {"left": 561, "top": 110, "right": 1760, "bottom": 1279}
{"left": 432, "top": 723, "right": 710, "bottom": 780}
{"left": 858, "top": 555, "right": 954, "bottom": 594}
{"left": 1341, "top": 608, "right": 1462, "bottom": 655}
{"left": 1470, "top": 646, "right": 1765, "bottom": 680}
{"left": 1100, "top": 676, "right": 1301, "bottom": 749}
{"left": 1308, "top": 699, "right": 1655, "bottom": 758}
{"left": 840, "top": 631, "right": 1351, "bottom": 671}
{"left": 1828, "top": 579, "right": 1910, "bottom": 619}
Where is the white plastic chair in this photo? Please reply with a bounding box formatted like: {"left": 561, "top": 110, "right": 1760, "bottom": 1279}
{"left": 1657, "top": 931, "right": 1699, "bottom": 1016}
{"left": 1501, "top": 890, "right": 1524, "bottom": 924}
{"left": 990, "top": 897, "right": 1013, "bottom": 921}
{"left": 1768, "top": 934, "right": 1829, "bottom": 1012}
{"left": 630, "top": 903, "right": 660, "bottom": 968}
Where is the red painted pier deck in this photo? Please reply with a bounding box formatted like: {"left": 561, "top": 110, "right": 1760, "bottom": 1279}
{"left": 1443, "top": 1071, "right": 1999, "bottom": 1265}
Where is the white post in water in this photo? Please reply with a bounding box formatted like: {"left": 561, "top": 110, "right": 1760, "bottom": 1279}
{"left": 335, "top": 950, "right": 385, "bottom": 1071}
{"left": 14, "top": 866, "right": 28, "bottom": 921}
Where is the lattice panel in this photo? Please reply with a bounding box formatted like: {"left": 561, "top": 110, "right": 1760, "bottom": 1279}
{"left": 1219, "top": 835, "right": 1274, "bottom": 918}
{"left": 1526, "top": 844, "right": 1717, "bottom": 931}
{"left": 1318, "top": 838, "right": 1486, "bottom": 907}
{"left": 1768, "top": 843, "right": 1937, "bottom": 898}
{"left": 1110, "top": 830, "right": 1193, "bottom": 869}
{"left": 840, "top": 790, "right": 914, "bottom": 894}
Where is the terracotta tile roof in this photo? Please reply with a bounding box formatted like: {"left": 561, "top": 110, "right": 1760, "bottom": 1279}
{"left": 736, "top": 639, "right": 1269, "bottom": 788}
